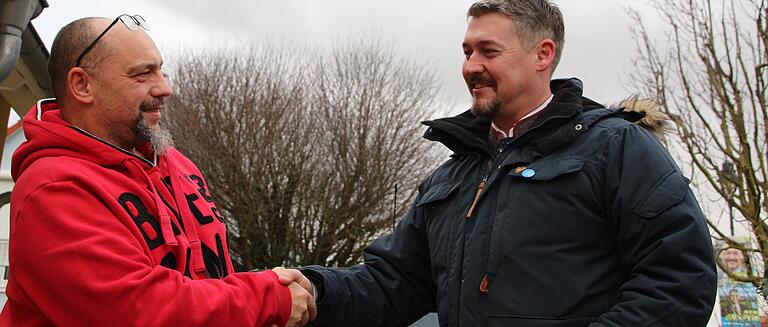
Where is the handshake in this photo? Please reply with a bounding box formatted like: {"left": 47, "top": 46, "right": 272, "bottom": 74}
{"left": 270, "top": 267, "right": 318, "bottom": 327}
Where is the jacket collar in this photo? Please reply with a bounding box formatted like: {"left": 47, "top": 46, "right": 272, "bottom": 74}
{"left": 422, "top": 78, "right": 608, "bottom": 159}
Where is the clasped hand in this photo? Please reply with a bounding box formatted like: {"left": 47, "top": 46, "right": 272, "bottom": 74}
{"left": 270, "top": 267, "right": 317, "bottom": 327}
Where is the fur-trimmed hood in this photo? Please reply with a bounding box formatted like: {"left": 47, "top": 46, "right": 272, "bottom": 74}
{"left": 614, "top": 96, "right": 671, "bottom": 141}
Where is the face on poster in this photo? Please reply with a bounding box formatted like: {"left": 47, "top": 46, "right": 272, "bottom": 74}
{"left": 717, "top": 243, "right": 760, "bottom": 326}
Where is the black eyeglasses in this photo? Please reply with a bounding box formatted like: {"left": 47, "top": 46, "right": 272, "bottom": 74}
{"left": 75, "top": 14, "right": 150, "bottom": 67}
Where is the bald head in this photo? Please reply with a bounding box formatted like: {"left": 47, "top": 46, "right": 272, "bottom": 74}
{"left": 48, "top": 17, "right": 113, "bottom": 102}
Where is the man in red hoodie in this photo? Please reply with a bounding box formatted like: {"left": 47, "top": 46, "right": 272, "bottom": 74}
{"left": 0, "top": 16, "right": 315, "bottom": 327}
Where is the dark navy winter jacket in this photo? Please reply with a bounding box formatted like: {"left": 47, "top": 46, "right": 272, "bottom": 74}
{"left": 303, "top": 78, "right": 717, "bottom": 327}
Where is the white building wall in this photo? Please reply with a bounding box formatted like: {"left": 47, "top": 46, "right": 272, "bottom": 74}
{"left": 0, "top": 127, "right": 24, "bottom": 308}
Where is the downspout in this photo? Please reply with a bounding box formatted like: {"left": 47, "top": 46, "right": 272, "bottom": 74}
{"left": 0, "top": 0, "right": 48, "bottom": 82}
{"left": 20, "top": 24, "right": 51, "bottom": 96}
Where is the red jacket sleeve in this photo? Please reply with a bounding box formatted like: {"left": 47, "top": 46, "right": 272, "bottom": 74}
{"left": 3, "top": 180, "right": 291, "bottom": 327}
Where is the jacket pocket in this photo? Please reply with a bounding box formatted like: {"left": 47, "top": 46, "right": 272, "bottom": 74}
{"left": 483, "top": 157, "right": 611, "bottom": 319}
{"left": 632, "top": 171, "right": 688, "bottom": 219}
{"left": 507, "top": 158, "right": 585, "bottom": 180}
{"left": 416, "top": 182, "right": 460, "bottom": 207}
{"left": 416, "top": 181, "right": 461, "bottom": 224}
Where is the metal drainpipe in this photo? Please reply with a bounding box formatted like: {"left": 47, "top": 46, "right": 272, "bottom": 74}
{"left": 20, "top": 24, "right": 52, "bottom": 95}
{"left": 0, "top": 0, "right": 48, "bottom": 83}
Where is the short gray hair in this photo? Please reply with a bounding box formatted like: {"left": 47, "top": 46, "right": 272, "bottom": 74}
{"left": 468, "top": 0, "right": 565, "bottom": 72}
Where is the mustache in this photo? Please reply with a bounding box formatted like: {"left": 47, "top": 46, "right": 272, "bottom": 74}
{"left": 139, "top": 97, "right": 164, "bottom": 112}
{"left": 467, "top": 74, "right": 493, "bottom": 85}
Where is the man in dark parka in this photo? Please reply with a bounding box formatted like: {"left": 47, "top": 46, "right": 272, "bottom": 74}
{"left": 295, "top": 1, "right": 717, "bottom": 326}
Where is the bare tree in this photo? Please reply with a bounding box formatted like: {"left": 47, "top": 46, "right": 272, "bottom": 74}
{"left": 164, "top": 40, "right": 442, "bottom": 270}
{"left": 629, "top": 0, "right": 767, "bottom": 293}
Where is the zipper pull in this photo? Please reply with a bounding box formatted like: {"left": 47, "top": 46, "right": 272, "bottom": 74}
{"left": 480, "top": 274, "right": 489, "bottom": 294}
{"left": 466, "top": 176, "right": 487, "bottom": 220}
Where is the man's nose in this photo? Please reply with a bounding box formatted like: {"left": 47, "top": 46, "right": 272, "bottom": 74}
{"left": 463, "top": 54, "right": 485, "bottom": 76}
{"left": 153, "top": 72, "right": 173, "bottom": 97}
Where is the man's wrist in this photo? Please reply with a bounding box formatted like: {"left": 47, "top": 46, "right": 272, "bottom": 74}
{"left": 302, "top": 269, "right": 325, "bottom": 302}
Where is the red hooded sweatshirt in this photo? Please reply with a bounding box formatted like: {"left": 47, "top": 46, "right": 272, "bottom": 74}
{"left": 0, "top": 99, "right": 291, "bottom": 326}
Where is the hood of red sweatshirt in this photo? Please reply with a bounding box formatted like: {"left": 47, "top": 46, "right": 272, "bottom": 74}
{"left": 12, "top": 99, "right": 155, "bottom": 182}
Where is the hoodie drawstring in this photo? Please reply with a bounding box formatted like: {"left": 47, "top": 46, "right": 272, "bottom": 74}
{"left": 131, "top": 160, "right": 178, "bottom": 247}
{"left": 128, "top": 156, "right": 207, "bottom": 274}
{"left": 165, "top": 156, "right": 207, "bottom": 273}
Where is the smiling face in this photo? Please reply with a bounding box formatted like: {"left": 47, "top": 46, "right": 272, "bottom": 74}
{"left": 86, "top": 20, "right": 173, "bottom": 151}
{"left": 728, "top": 289, "right": 740, "bottom": 303}
{"left": 462, "top": 12, "right": 554, "bottom": 123}
{"left": 721, "top": 248, "right": 745, "bottom": 272}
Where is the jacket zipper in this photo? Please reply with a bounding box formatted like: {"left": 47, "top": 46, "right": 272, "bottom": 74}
{"left": 466, "top": 159, "right": 492, "bottom": 220}
{"left": 68, "top": 126, "right": 155, "bottom": 167}
{"left": 470, "top": 158, "right": 494, "bottom": 294}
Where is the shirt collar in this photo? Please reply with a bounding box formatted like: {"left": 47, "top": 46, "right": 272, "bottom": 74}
{"left": 491, "top": 94, "right": 554, "bottom": 140}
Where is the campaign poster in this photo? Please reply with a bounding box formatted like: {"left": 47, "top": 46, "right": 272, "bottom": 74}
{"left": 718, "top": 245, "right": 761, "bottom": 326}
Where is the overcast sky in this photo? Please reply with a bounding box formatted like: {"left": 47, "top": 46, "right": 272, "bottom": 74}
{"left": 30, "top": 0, "right": 664, "bottom": 116}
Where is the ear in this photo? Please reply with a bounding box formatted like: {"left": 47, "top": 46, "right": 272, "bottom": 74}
{"left": 67, "top": 67, "right": 95, "bottom": 104}
{"left": 534, "top": 39, "right": 556, "bottom": 73}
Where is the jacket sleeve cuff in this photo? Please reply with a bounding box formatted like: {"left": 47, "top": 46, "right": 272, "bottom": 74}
{"left": 300, "top": 267, "right": 326, "bottom": 303}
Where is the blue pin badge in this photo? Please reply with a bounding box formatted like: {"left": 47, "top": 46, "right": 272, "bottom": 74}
{"left": 521, "top": 168, "right": 536, "bottom": 178}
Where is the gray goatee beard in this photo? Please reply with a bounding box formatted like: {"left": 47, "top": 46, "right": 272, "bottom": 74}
{"left": 133, "top": 114, "right": 175, "bottom": 156}
{"left": 470, "top": 98, "right": 502, "bottom": 119}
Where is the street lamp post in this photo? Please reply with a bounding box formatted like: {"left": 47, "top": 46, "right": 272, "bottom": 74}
{"left": 721, "top": 161, "right": 737, "bottom": 235}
